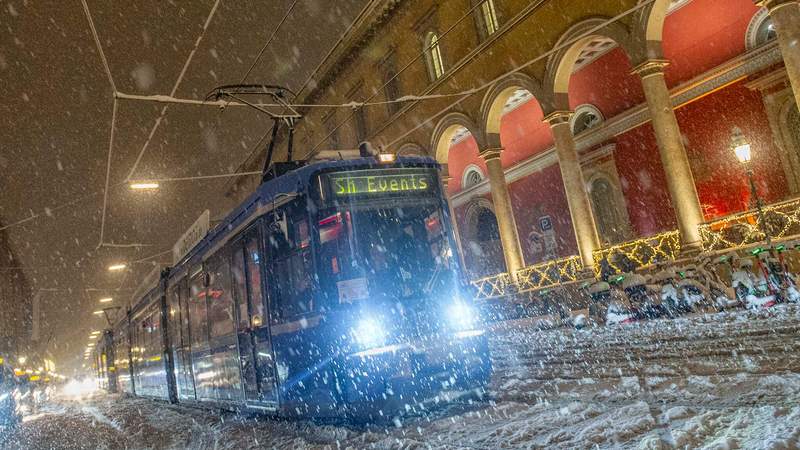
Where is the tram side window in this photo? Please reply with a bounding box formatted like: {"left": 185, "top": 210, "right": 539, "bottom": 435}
{"left": 268, "top": 201, "right": 314, "bottom": 322}
{"left": 245, "top": 236, "right": 266, "bottom": 325}
{"left": 231, "top": 247, "right": 249, "bottom": 330}
{"left": 189, "top": 271, "right": 209, "bottom": 348}
{"left": 206, "top": 254, "right": 235, "bottom": 339}
{"left": 168, "top": 284, "right": 181, "bottom": 348}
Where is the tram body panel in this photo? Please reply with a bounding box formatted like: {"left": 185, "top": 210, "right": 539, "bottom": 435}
{"left": 94, "top": 157, "right": 491, "bottom": 418}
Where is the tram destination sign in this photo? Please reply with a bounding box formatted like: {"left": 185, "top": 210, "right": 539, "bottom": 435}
{"left": 328, "top": 169, "right": 435, "bottom": 197}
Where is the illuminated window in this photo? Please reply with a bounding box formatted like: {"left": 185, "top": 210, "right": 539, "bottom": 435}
{"left": 480, "top": 0, "right": 499, "bottom": 36}
{"left": 425, "top": 32, "right": 445, "bottom": 81}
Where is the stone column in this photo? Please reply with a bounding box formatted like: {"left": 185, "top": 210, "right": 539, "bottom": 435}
{"left": 544, "top": 111, "right": 600, "bottom": 272}
{"left": 632, "top": 59, "right": 704, "bottom": 253}
{"left": 479, "top": 148, "right": 525, "bottom": 275}
{"left": 759, "top": 0, "right": 800, "bottom": 108}
{"left": 440, "top": 172, "right": 467, "bottom": 272}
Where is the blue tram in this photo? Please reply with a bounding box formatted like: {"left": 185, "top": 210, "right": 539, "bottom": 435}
{"left": 93, "top": 156, "right": 491, "bottom": 419}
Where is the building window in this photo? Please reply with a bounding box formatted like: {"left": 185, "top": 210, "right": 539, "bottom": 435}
{"left": 354, "top": 107, "right": 367, "bottom": 144}
{"left": 323, "top": 113, "right": 339, "bottom": 149}
{"left": 571, "top": 104, "right": 604, "bottom": 135}
{"left": 424, "top": 31, "right": 445, "bottom": 81}
{"left": 478, "top": 0, "right": 499, "bottom": 37}
{"left": 384, "top": 69, "right": 401, "bottom": 116}
{"left": 462, "top": 165, "right": 484, "bottom": 189}
{"left": 746, "top": 8, "right": 778, "bottom": 50}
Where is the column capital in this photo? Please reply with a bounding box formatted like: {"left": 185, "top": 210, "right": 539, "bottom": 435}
{"left": 631, "top": 59, "right": 670, "bottom": 78}
{"left": 543, "top": 110, "right": 573, "bottom": 126}
{"left": 479, "top": 147, "right": 503, "bottom": 162}
{"left": 756, "top": 0, "right": 796, "bottom": 12}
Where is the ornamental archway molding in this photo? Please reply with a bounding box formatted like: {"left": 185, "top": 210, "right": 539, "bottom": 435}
{"left": 480, "top": 72, "right": 545, "bottom": 149}
{"left": 430, "top": 112, "right": 486, "bottom": 164}
{"left": 543, "top": 17, "right": 639, "bottom": 112}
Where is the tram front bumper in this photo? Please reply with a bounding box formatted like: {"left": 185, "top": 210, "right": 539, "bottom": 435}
{"left": 340, "top": 331, "right": 491, "bottom": 417}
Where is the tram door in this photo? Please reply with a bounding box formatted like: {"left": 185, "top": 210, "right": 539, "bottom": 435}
{"left": 233, "top": 228, "right": 278, "bottom": 406}
{"left": 172, "top": 279, "right": 196, "bottom": 400}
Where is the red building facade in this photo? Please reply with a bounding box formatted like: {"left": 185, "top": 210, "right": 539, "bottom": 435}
{"left": 445, "top": 0, "right": 799, "bottom": 278}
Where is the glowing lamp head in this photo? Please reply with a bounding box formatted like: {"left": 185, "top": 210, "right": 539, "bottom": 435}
{"left": 351, "top": 317, "right": 387, "bottom": 349}
{"left": 92, "top": 310, "right": 105, "bottom": 316}
{"left": 731, "top": 127, "right": 751, "bottom": 164}
{"left": 108, "top": 263, "right": 127, "bottom": 272}
{"left": 99, "top": 297, "right": 112, "bottom": 303}
{"left": 447, "top": 300, "right": 478, "bottom": 331}
{"left": 377, "top": 153, "right": 396, "bottom": 163}
{"left": 129, "top": 182, "right": 159, "bottom": 190}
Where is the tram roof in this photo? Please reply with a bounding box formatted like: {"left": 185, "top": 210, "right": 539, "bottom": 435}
{"left": 170, "top": 156, "right": 438, "bottom": 277}
{"left": 121, "top": 156, "right": 438, "bottom": 324}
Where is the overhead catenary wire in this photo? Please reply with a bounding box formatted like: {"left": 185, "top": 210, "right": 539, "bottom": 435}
{"left": 114, "top": 90, "right": 470, "bottom": 109}
{"left": 130, "top": 170, "right": 263, "bottom": 184}
{"left": 124, "top": 0, "right": 222, "bottom": 182}
{"left": 0, "top": 181, "right": 126, "bottom": 232}
{"left": 292, "top": 0, "right": 376, "bottom": 98}
{"left": 79, "top": 0, "right": 117, "bottom": 93}
{"left": 175, "top": 0, "right": 302, "bottom": 175}
{"left": 96, "top": 97, "right": 119, "bottom": 248}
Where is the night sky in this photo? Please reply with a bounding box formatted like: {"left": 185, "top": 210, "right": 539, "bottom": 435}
{"left": 0, "top": 0, "right": 368, "bottom": 373}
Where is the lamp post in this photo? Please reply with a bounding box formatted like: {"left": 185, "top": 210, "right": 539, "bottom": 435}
{"left": 731, "top": 127, "right": 771, "bottom": 247}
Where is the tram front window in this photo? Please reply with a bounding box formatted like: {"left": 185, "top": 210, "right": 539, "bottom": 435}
{"left": 318, "top": 201, "right": 457, "bottom": 305}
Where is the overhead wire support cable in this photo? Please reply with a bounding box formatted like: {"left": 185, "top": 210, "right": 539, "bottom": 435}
{"left": 96, "top": 97, "right": 118, "bottom": 249}
{"left": 202, "top": 0, "right": 302, "bottom": 148}
{"left": 79, "top": 0, "right": 117, "bottom": 93}
{"left": 125, "top": 0, "right": 222, "bottom": 182}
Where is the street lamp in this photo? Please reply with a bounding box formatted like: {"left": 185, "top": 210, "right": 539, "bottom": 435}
{"left": 731, "top": 127, "right": 771, "bottom": 247}
{"left": 108, "top": 263, "right": 127, "bottom": 271}
{"left": 99, "top": 297, "right": 113, "bottom": 303}
{"left": 129, "top": 182, "right": 159, "bottom": 190}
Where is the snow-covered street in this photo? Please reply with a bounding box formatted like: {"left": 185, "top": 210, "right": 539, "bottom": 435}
{"left": 5, "top": 305, "right": 800, "bottom": 449}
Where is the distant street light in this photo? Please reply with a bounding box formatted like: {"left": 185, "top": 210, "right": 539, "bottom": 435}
{"left": 90, "top": 330, "right": 101, "bottom": 335}
{"left": 92, "top": 310, "right": 105, "bottom": 315}
{"left": 108, "top": 263, "right": 127, "bottom": 271}
{"left": 99, "top": 297, "right": 113, "bottom": 303}
{"left": 129, "top": 182, "right": 159, "bottom": 190}
{"left": 731, "top": 127, "right": 770, "bottom": 247}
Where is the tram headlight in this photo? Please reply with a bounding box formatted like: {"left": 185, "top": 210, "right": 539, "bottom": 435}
{"left": 447, "top": 301, "right": 477, "bottom": 331}
{"left": 351, "top": 317, "right": 387, "bottom": 349}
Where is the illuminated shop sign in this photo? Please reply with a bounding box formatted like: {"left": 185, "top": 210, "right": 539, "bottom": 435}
{"left": 330, "top": 170, "right": 433, "bottom": 196}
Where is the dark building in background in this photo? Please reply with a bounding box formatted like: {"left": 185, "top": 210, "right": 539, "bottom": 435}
{"left": 0, "top": 219, "right": 33, "bottom": 356}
